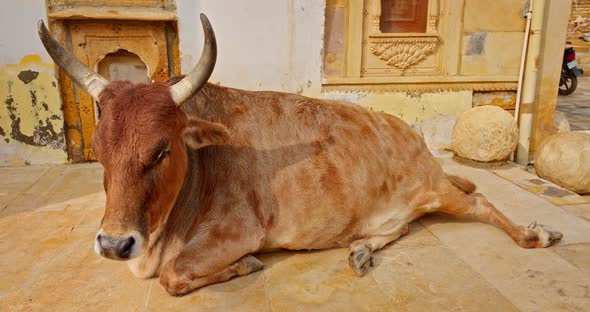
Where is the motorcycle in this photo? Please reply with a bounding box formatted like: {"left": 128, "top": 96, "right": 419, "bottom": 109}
{"left": 559, "top": 47, "right": 584, "bottom": 96}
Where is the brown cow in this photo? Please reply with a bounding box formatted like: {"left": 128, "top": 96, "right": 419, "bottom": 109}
{"left": 38, "top": 15, "right": 562, "bottom": 296}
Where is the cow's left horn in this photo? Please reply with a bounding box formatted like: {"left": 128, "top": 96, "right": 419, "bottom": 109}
{"left": 170, "top": 13, "right": 217, "bottom": 106}
{"left": 37, "top": 20, "right": 108, "bottom": 99}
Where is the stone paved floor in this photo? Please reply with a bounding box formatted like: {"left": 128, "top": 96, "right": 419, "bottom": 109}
{"left": 1, "top": 160, "right": 590, "bottom": 311}
{"left": 557, "top": 76, "right": 590, "bottom": 130}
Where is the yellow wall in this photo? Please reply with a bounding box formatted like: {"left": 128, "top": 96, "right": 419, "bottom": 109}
{"left": 322, "top": 0, "right": 531, "bottom": 121}
{"left": 0, "top": 55, "right": 66, "bottom": 166}
{"left": 317, "top": 90, "right": 472, "bottom": 124}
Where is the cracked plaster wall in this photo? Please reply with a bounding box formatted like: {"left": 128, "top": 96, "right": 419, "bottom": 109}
{"left": 0, "top": 0, "right": 67, "bottom": 166}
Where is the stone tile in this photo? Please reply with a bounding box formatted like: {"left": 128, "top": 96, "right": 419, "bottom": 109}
{"left": 0, "top": 190, "right": 105, "bottom": 217}
{"left": 4, "top": 260, "right": 149, "bottom": 312}
{"left": 373, "top": 245, "right": 519, "bottom": 312}
{"left": 393, "top": 221, "right": 441, "bottom": 248}
{"left": 420, "top": 213, "right": 590, "bottom": 311}
{"left": 440, "top": 158, "right": 590, "bottom": 245}
{"left": 557, "top": 76, "right": 590, "bottom": 130}
{"left": 0, "top": 208, "right": 147, "bottom": 312}
{"left": 491, "top": 165, "right": 589, "bottom": 206}
{"left": 0, "top": 162, "right": 105, "bottom": 217}
{"left": 554, "top": 243, "right": 590, "bottom": 276}
{"left": 0, "top": 165, "right": 49, "bottom": 196}
{"left": 0, "top": 209, "right": 88, "bottom": 306}
{"left": 21, "top": 165, "right": 66, "bottom": 194}
{"left": 561, "top": 204, "right": 590, "bottom": 222}
{"left": 260, "top": 248, "right": 393, "bottom": 311}
{"left": 147, "top": 270, "right": 268, "bottom": 311}
{"left": 260, "top": 243, "right": 516, "bottom": 312}
{"left": 47, "top": 163, "right": 104, "bottom": 197}
{"left": 0, "top": 194, "right": 16, "bottom": 210}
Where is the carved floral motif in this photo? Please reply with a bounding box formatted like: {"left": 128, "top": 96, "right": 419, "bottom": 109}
{"left": 369, "top": 37, "right": 439, "bottom": 70}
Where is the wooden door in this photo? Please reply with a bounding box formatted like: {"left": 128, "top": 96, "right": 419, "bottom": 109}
{"left": 57, "top": 20, "right": 180, "bottom": 161}
{"left": 380, "top": 0, "right": 429, "bottom": 33}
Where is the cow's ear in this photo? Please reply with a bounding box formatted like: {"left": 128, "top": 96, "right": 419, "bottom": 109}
{"left": 182, "top": 117, "right": 230, "bottom": 149}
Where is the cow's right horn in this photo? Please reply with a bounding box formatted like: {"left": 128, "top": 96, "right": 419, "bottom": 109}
{"left": 170, "top": 13, "right": 217, "bottom": 106}
{"left": 38, "top": 20, "right": 108, "bottom": 99}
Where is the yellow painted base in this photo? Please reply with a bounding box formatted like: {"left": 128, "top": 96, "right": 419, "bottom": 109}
{"left": 320, "top": 90, "right": 472, "bottom": 123}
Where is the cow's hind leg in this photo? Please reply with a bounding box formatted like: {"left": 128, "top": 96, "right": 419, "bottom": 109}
{"left": 348, "top": 224, "right": 409, "bottom": 276}
{"left": 439, "top": 185, "right": 562, "bottom": 248}
{"left": 161, "top": 255, "right": 263, "bottom": 296}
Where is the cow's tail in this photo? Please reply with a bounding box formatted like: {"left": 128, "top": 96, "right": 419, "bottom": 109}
{"left": 446, "top": 173, "right": 476, "bottom": 194}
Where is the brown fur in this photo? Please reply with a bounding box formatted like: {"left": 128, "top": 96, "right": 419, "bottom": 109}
{"left": 446, "top": 174, "right": 477, "bottom": 194}
{"left": 92, "top": 80, "right": 562, "bottom": 296}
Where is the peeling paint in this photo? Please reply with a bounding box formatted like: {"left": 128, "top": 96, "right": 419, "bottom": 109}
{"left": 464, "top": 32, "right": 487, "bottom": 56}
{"left": 0, "top": 54, "right": 67, "bottom": 166}
{"left": 473, "top": 91, "right": 517, "bottom": 109}
{"left": 17, "top": 70, "right": 39, "bottom": 84}
{"left": 321, "top": 90, "right": 472, "bottom": 123}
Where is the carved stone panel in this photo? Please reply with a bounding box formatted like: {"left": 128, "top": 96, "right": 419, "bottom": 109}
{"left": 364, "top": 36, "right": 441, "bottom": 76}
{"left": 370, "top": 36, "right": 439, "bottom": 69}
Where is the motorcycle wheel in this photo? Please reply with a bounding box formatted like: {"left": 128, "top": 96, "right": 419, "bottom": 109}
{"left": 559, "top": 71, "right": 578, "bottom": 96}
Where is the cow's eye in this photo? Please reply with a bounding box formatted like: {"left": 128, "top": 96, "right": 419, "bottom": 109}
{"left": 154, "top": 148, "right": 170, "bottom": 164}
{"left": 147, "top": 139, "right": 171, "bottom": 169}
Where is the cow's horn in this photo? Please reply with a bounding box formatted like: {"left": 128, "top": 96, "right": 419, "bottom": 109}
{"left": 37, "top": 20, "right": 108, "bottom": 99}
{"left": 170, "top": 13, "right": 217, "bottom": 106}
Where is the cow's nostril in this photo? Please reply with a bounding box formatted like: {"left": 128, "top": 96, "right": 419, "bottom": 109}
{"left": 96, "top": 234, "right": 138, "bottom": 260}
{"left": 117, "top": 236, "right": 135, "bottom": 259}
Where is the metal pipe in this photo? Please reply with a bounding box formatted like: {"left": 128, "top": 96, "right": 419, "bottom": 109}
{"left": 511, "top": 0, "right": 533, "bottom": 161}
{"left": 516, "top": 0, "right": 545, "bottom": 165}
{"left": 514, "top": 1, "right": 532, "bottom": 123}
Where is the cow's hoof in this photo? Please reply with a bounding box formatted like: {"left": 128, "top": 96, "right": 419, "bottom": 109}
{"left": 160, "top": 264, "right": 194, "bottom": 296}
{"left": 349, "top": 246, "right": 373, "bottom": 276}
{"left": 230, "top": 255, "right": 264, "bottom": 275}
{"left": 161, "top": 277, "right": 192, "bottom": 297}
{"left": 521, "top": 221, "right": 563, "bottom": 248}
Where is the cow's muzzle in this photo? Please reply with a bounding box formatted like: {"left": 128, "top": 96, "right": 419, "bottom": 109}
{"left": 94, "top": 230, "right": 144, "bottom": 260}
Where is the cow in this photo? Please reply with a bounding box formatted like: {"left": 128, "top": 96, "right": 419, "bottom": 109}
{"left": 38, "top": 15, "right": 562, "bottom": 296}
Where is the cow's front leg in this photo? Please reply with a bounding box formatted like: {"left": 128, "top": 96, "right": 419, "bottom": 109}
{"left": 159, "top": 215, "right": 265, "bottom": 296}
{"left": 160, "top": 254, "right": 263, "bottom": 296}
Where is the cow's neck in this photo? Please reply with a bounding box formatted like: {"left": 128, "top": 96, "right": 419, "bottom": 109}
{"left": 129, "top": 147, "right": 203, "bottom": 277}
{"left": 157, "top": 146, "right": 204, "bottom": 243}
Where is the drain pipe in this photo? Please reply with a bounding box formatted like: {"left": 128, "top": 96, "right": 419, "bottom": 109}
{"left": 515, "top": 0, "right": 544, "bottom": 165}
{"left": 511, "top": 0, "right": 532, "bottom": 162}
{"left": 513, "top": 1, "right": 532, "bottom": 146}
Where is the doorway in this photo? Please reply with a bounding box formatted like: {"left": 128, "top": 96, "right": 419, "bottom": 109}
{"left": 53, "top": 20, "right": 180, "bottom": 161}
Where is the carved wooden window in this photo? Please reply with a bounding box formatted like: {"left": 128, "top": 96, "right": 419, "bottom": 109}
{"left": 380, "top": 0, "right": 429, "bottom": 33}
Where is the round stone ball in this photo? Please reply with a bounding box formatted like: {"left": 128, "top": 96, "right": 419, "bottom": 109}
{"left": 452, "top": 106, "right": 518, "bottom": 162}
{"left": 535, "top": 132, "right": 590, "bottom": 194}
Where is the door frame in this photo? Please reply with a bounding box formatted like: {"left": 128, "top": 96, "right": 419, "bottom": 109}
{"left": 48, "top": 16, "right": 180, "bottom": 162}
